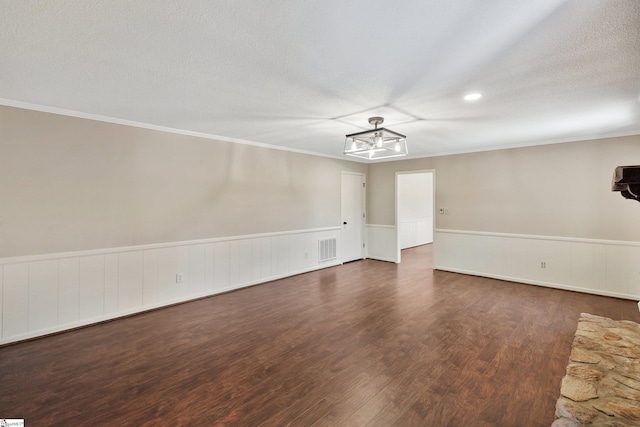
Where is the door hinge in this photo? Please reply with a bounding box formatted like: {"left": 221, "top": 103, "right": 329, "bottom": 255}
{"left": 362, "top": 213, "right": 365, "bottom": 218}
{"left": 363, "top": 243, "right": 365, "bottom": 248}
{"left": 363, "top": 182, "right": 366, "bottom": 188}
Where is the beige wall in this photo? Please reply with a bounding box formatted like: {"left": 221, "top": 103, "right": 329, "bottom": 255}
{"left": 4, "top": 104, "right": 638, "bottom": 258}
{"left": 368, "top": 135, "right": 640, "bottom": 242}
{"left": 0, "top": 106, "right": 366, "bottom": 257}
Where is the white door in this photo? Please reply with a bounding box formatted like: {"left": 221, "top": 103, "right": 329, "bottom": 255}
{"left": 341, "top": 172, "right": 365, "bottom": 262}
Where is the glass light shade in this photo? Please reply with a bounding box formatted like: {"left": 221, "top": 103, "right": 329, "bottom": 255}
{"left": 343, "top": 127, "right": 408, "bottom": 160}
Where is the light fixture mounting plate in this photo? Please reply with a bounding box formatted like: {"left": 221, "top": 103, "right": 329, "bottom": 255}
{"left": 368, "top": 116, "right": 384, "bottom": 128}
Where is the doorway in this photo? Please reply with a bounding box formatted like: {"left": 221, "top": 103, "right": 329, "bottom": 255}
{"left": 396, "top": 170, "right": 435, "bottom": 263}
{"left": 341, "top": 171, "right": 365, "bottom": 263}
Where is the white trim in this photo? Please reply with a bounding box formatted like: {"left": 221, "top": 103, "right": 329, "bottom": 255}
{"left": 341, "top": 171, "right": 367, "bottom": 262}
{"left": 436, "top": 266, "right": 634, "bottom": 301}
{"left": 0, "top": 227, "right": 342, "bottom": 265}
{"left": 0, "top": 98, "right": 640, "bottom": 165}
{"left": 6, "top": 99, "right": 636, "bottom": 165}
{"left": 434, "top": 229, "right": 640, "bottom": 301}
{"left": 398, "top": 218, "right": 434, "bottom": 249}
{"left": 0, "top": 260, "right": 340, "bottom": 346}
{"left": 366, "top": 256, "right": 397, "bottom": 263}
{"left": 365, "top": 224, "right": 398, "bottom": 263}
{"left": 0, "top": 262, "right": 341, "bottom": 345}
{"left": 0, "top": 226, "right": 343, "bottom": 344}
{"left": 0, "top": 98, "right": 352, "bottom": 162}
{"left": 435, "top": 228, "right": 640, "bottom": 247}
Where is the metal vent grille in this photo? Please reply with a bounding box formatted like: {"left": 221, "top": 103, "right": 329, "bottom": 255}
{"left": 318, "top": 238, "right": 337, "bottom": 262}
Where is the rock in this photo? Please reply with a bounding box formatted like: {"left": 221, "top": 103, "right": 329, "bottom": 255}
{"left": 604, "top": 346, "right": 640, "bottom": 359}
{"left": 593, "top": 401, "right": 617, "bottom": 416}
{"left": 620, "top": 320, "right": 640, "bottom": 330}
{"left": 606, "top": 400, "right": 640, "bottom": 421}
{"left": 561, "top": 375, "right": 598, "bottom": 401}
{"left": 614, "top": 362, "right": 640, "bottom": 383}
{"left": 556, "top": 314, "right": 640, "bottom": 426}
{"left": 580, "top": 313, "right": 608, "bottom": 323}
{"left": 577, "top": 330, "right": 601, "bottom": 340}
{"left": 604, "top": 331, "right": 623, "bottom": 341}
{"left": 601, "top": 420, "right": 635, "bottom": 427}
{"left": 607, "top": 340, "right": 635, "bottom": 349}
{"left": 551, "top": 417, "right": 580, "bottom": 427}
{"left": 570, "top": 347, "right": 601, "bottom": 364}
{"left": 556, "top": 397, "right": 599, "bottom": 424}
{"left": 605, "top": 385, "right": 640, "bottom": 402}
{"left": 566, "top": 363, "right": 603, "bottom": 381}
{"left": 578, "top": 322, "right": 599, "bottom": 332}
{"left": 601, "top": 356, "right": 618, "bottom": 370}
{"left": 614, "top": 375, "right": 640, "bottom": 392}
{"left": 574, "top": 335, "right": 603, "bottom": 351}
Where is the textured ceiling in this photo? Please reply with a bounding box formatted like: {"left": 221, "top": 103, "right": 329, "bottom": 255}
{"left": 1, "top": 0, "right": 639, "bottom": 161}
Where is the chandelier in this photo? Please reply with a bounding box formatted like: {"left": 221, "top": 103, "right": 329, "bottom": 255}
{"left": 344, "top": 116, "right": 408, "bottom": 160}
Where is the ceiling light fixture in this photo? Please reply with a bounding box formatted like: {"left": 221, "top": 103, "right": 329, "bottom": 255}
{"left": 344, "top": 117, "right": 408, "bottom": 160}
{"left": 464, "top": 93, "right": 482, "bottom": 101}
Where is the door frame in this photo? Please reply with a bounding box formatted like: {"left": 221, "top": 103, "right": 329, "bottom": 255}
{"left": 341, "top": 171, "right": 366, "bottom": 263}
{"left": 395, "top": 169, "right": 436, "bottom": 263}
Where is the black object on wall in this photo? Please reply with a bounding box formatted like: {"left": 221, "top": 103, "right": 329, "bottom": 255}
{"left": 612, "top": 166, "right": 640, "bottom": 202}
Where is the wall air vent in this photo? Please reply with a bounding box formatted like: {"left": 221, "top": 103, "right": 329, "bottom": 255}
{"left": 612, "top": 165, "right": 640, "bottom": 202}
{"left": 318, "top": 238, "right": 337, "bottom": 262}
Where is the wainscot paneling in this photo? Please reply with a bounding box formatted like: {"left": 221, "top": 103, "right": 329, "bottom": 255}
{"left": 0, "top": 227, "right": 341, "bottom": 344}
{"left": 366, "top": 225, "right": 398, "bottom": 263}
{"left": 399, "top": 218, "right": 433, "bottom": 249}
{"left": 0, "top": 266, "right": 3, "bottom": 339}
{"left": 435, "top": 229, "right": 640, "bottom": 300}
{"left": 3, "top": 263, "right": 29, "bottom": 338}
{"left": 59, "top": 258, "right": 80, "bottom": 326}
{"left": 78, "top": 255, "right": 105, "bottom": 320}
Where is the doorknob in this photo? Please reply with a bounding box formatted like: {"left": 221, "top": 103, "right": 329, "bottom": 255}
{"left": 343, "top": 221, "right": 347, "bottom": 225}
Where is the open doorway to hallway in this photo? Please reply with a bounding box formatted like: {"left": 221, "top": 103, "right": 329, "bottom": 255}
{"left": 396, "top": 170, "right": 435, "bottom": 263}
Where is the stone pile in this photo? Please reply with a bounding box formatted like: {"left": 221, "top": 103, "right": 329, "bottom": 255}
{"left": 554, "top": 313, "right": 640, "bottom": 426}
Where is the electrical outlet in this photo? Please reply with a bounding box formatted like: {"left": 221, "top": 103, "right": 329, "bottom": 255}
{"left": 176, "top": 273, "right": 183, "bottom": 283}
{"left": 540, "top": 261, "right": 546, "bottom": 269}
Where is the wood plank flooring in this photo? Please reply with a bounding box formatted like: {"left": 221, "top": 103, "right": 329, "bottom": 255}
{"left": 0, "top": 244, "right": 638, "bottom": 426}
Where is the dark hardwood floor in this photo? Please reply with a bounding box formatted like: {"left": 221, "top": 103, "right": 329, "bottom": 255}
{"left": 1, "top": 244, "right": 638, "bottom": 426}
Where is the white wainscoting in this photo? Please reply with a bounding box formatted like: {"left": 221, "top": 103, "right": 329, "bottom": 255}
{"left": 399, "top": 218, "right": 433, "bottom": 249}
{"left": 435, "top": 229, "right": 640, "bottom": 300}
{"left": 0, "top": 227, "right": 341, "bottom": 344}
{"left": 366, "top": 224, "right": 398, "bottom": 263}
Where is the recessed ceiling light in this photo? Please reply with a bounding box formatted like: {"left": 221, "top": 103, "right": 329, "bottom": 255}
{"left": 464, "top": 93, "right": 482, "bottom": 101}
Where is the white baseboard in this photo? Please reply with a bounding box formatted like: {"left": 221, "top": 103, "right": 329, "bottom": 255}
{"left": 436, "top": 266, "right": 635, "bottom": 300}
{"left": 367, "top": 256, "right": 397, "bottom": 263}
